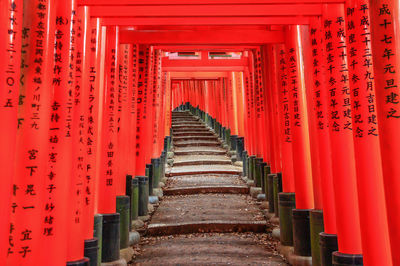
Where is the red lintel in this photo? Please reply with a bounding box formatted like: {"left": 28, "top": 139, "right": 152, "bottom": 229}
{"left": 164, "top": 66, "right": 245, "bottom": 72}
{"left": 101, "top": 17, "right": 311, "bottom": 26}
{"left": 170, "top": 72, "right": 229, "bottom": 79}
{"left": 79, "top": 0, "right": 344, "bottom": 6}
{"left": 90, "top": 4, "right": 322, "bottom": 17}
{"left": 120, "top": 30, "right": 284, "bottom": 44}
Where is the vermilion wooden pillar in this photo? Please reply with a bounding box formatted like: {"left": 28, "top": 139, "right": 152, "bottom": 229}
{"left": 228, "top": 73, "right": 237, "bottom": 134}
{"left": 151, "top": 49, "right": 162, "bottom": 157}
{"left": 159, "top": 72, "right": 168, "bottom": 150}
{"left": 242, "top": 70, "right": 251, "bottom": 153}
{"left": 67, "top": 6, "right": 89, "bottom": 262}
{"left": 129, "top": 44, "right": 139, "bottom": 175}
{"left": 134, "top": 45, "right": 148, "bottom": 176}
{"left": 234, "top": 72, "right": 246, "bottom": 138}
{"left": 164, "top": 72, "right": 172, "bottom": 137}
{"left": 267, "top": 45, "right": 283, "bottom": 174}
{"left": 286, "top": 25, "right": 314, "bottom": 209}
{"left": 301, "top": 21, "right": 334, "bottom": 265}
{"left": 222, "top": 78, "right": 229, "bottom": 129}
{"left": 144, "top": 46, "right": 154, "bottom": 164}
{"left": 0, "top": 0, "right": 22, "bottom": 262}
{"left": 345, "top": 1, "right": 392, "bottom": 265}
{"left": 244, "top": 67, "right": 256, "bottom": 156}
{"left": 93, "top": 25, "right": 107, "bottom": 214}
{"left": 97, "top": 25, "right": 119, "bottom": 214}
{"left": 262, "top": 47, "right": 275, "bottom": 169}
{"left": 214, "top": 79, "right": 220, "bottom": 123}
{"left": 156, "top": 50, "right": 164, "bottom": 156}
{"left": 322, "top": 3, "right": 363, "bottom": 256}
{"left": 249, "top": 51, "right": 263, "bottom": 158}
{"left": 298, "top": 26, "right": 323, "bottom": 211}
{"left": 117, "top": 43, "right": 132, "bottom": 195}
{"left": 256, "top": 48, "right": 270, "bottom": 164}
{"left": 369, "top": 0, "right": 400, "bottom": 264}
{"left": 276, "top": 44, "right": 295, "bottom": 192}
{"left": 308, "top": 17, "right": 337, "bottom": 235}
{"left": 8, "top": 0, "right": 55, "bottom": 264}
{"left": 82, "top": 17, "right": 102, "bottom": 240}
{"left": 263, "top": 46, "right": 279, "bottom": 172}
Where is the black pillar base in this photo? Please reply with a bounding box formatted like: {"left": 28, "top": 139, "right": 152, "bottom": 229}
{"left": 138, "top": 176, "right": 149, "bottom": 216}
{"left": 116, "top": 196, "right": 130, "bottom": 249}
{"left": 242, "top": 151, "right": 248, "bottom": 176}
{"left": 332, "top": 251, "right": 363, "bottom": 266}
{"left": 278, "top": 192, "right": 296, "bottom": 246}
{"left": 267, "top": 174, "right": 276, "bottom": 213}
{"left": 230, "top": 135, "right": 238, "bottom": 151}
{"left": 310, "top": 210, "right": 324, "bottom": 266}
{"left": 145, "top": 164, "right": 153, "bottom": 196}
{"left": 292, "top": 209, "right": 312, "bottom": 256}
{"left": 101, "top": 213, "right": 120, "bottom": 263}
{"left": 273, "top": 173, "right": 282, "bottom": 217}
{"left": 319, "top": 232, "right": 338, "bottom": 266}
{"left": 236, "top": 137, "right": 244, "bottom": 160}
{"left": 84, "top": 238, "right": 99, "bottom": 266}
{"left": 67, "top": 258, "right": 90, "bottom": 266}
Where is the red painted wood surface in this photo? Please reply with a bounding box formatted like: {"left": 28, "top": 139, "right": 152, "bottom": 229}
{"left": 285, "top": 26, "right": 314, "bottom": 209}
{"left": 97, "top": 26, "right": 119, "bottom": 214}
{"left": 370, "top": 0, "right": 400, "bottom": 264}
{"left": 322, "top": 3, "right": 362, "bottom": 254}
{"left": 1, "top": 0, "right": 23, "bottom": 262}
{"left": 345, "top": 0, "right": 392, "bottom": 264}
{"left": 307, "top": 17, "right": 337, "bottom": 234}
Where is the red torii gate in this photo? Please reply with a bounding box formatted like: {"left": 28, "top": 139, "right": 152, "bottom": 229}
{"left": 1, "top": 0, "right": 399, "bottom": 266}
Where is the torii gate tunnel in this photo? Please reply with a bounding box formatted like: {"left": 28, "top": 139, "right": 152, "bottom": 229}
{"left": 1, "top": 0, "right": 399, "bottom": 265}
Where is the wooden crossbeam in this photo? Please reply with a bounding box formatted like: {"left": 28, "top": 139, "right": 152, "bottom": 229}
{"left": 101, "top": 17, "right": 311, "bottom": 26}
{"left": 79, "top": 0, "right": 344, "bottom": 5}
{"left": 155, "top": 45, "right": 257, "bottom": 51}
{"left": 169, "top": 72, "right": 229, "bottom": 79}
{"left": 120, "top": 30, "right": 284, "bottom": 44}
{"left": 164, "top": 66, "right": 245, "bottom": 72}
{"left": 90, "top": 4, "right": 322, "bottom": 17}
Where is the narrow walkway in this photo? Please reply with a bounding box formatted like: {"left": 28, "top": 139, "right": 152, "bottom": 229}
{"left": 132, "top": 111, "right": 287, "bottom": 265}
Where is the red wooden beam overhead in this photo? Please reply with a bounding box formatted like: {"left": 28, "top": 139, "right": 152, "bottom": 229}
{"left": 120, "top": 30, "right": 284, "bottom": 44}
{"left": 102, "top": 17, "right": 311, "bottom": 26}
{"left": 79, "top": 0, "right": 343, "bottom": 5}
{"left": 90, "top": 4, "right": 322, "bottom": 17}
{"left": 170, "top": 72, "right": 229, "bottom": 79}
{"left": 162, "top": 59, "right": 248, "bottom": 68}
{"left": 155, "top": 45, "right": 257, "bottom": 52}
{"left": 164, "top": 66, "right": 245, "bottom": 72}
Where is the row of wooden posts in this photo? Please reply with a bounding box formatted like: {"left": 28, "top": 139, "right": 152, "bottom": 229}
{"left": 1, "top": 0, "right": 400, "bottom": 265}
{"left": 171, "top": 5, "right": 400, "bottom": 264}
{"left": 1, "top": 1, "right": 174, "bottom": 265}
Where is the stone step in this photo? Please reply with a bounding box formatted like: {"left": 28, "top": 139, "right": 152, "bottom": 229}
{"left": 173, "top": 135, "right": 218, "bottom": 141}
{"left": 173, "top": 141, "right": 220, "bottom": 148}
{"left": 147, "top": 220, "right": 267, "bottom": 236}
{"left": 173, "top": 128, "right": 211, "bottom": 132}
{"left": 166, "top": 173, "right": 244, "bottom": 188}
{"left": 163, "top": 185, "right": 249, "bottom": 196}
{"left": 174, "top": 149, "right": 227, "bottom": 156}
{"left": 173, "top": 131, "right": 215, "bottom": 137}
{"left": 173, "top": 127, "right": 209, "bottom": 132}
{"left": 172, "top": 122, "right": 202, "bottom": 125}
{"left": 173, "top": 159, "right": 231, "bottom": 166}
{"left": 168, "top": 164, "right": 241, "bottom": 176}
{"left": 172, "top": 120, "right": 202, "bottom": 124}
{"left": 149, "top": 194, "right": 264, "bottom": 226}
{"left": 133, "top": 234, "right": 287, "bottom": 265}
